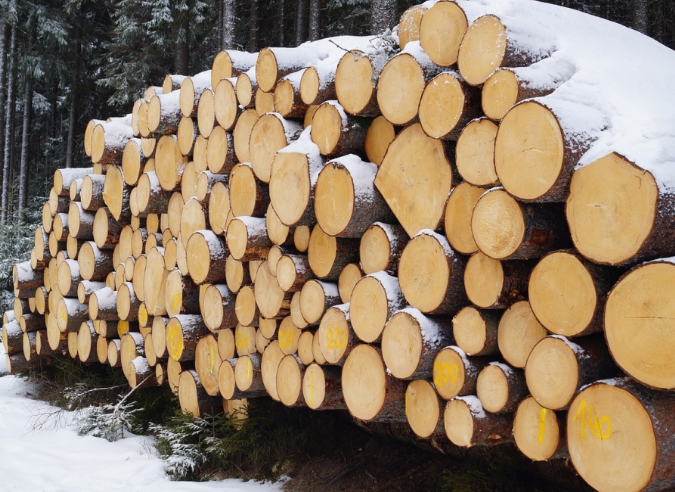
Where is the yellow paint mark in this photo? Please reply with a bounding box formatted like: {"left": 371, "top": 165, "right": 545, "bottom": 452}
{"left": 235, "top": 332, "right": 249, "bottom": 350}
{"left": 326, "top": 327, "right": 347, "bottom": 350}
{"left": 59, "top": 306, "right": 67, "bottom": 322}
{"left": 574, "top": 399, "right": 611, "bottom": 440}
{"left": 279, "top": 328, "right": 295, "bottom": 349}
{"left": 171, "top": 293, "right": 181, "bottom": 312}
{"left": 433, "top": 361, "right": 458, "bottom": 387}
{"left": 138, "top": 306, "right": 147, "bottom": 325}
{"left": 118, "top": 321, "right": 129, "bottom": 337}
{"left": 538, "top": 408, "right": 547, "bottom": 444}
{"left": 167, "top": 325, "right": 183, "bottom": 361}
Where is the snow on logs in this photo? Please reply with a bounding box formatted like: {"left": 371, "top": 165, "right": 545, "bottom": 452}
{"left": 11, "top": 4, "right": 675, "bottom": 490}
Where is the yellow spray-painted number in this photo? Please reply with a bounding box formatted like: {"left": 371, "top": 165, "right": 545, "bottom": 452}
{"left": 538, "top": 408, "right": 547, "bottom": 444}
{"left": 138, "top": 307, "right": 147, "bottom": 326}
{"left": 235, "top": 332, "right": 249, "bottom": 350}
{"left": 573, "top": 399, "right": 612, "bottom": 440}
{"left": 279, "top": 328, "right": 295, "bottom": 349}
{"left": 433, "top": 361, "right": 458, "bottom": 387}
{"left": 325, "top": 327, "right": 347, "bottom": 350}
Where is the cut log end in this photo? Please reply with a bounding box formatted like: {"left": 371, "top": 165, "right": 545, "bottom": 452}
{"left": 456, "top": 118, "right": 499, "bottom": 187}
{"left": 419, "top": 1, "right": 468, "bottom": 67}
{"left": 513, "top": 396, "right": 562, "bottom": 461}
{"left": 497, "top": 301, "right": 547, "bottom": 369}
{"left": 405, "top": 380, "right": 441, "bottom": 439}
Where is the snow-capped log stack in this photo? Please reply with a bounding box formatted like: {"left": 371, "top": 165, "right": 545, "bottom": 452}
{"left": 9, "top": 1, "right": 675, "bottom": 489}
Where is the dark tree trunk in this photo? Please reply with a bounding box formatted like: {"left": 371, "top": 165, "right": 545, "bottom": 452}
{"left": 65, "top": 41, "right": 80, "bottom": 170}
{"left": 222, "top": 0, "right": 236, "bottom": 49}
{"left": 17, "top": 58, "right": 32, "bottom": 221}
{"left": 279, "top": 0, "right": 285, "bottom": 46}
{"left": 370, "top": 0, "right": 397, "bottom": 34}
{"left": 248, "top": 0, "right": 258, "bottom": 52}
{"left": 309, "top": 0, "right": 320, "bottom": 41}
{"left": 1, "top": 22, "right": 16, "bottom": 225}
{"left": 174, "top": 9, "right": 190, "bottom": 75}
{"left": 295, "top": 0, "right": 307, "bottom": 45}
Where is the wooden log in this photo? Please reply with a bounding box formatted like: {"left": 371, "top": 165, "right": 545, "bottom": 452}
{"left": 162, "top": 74, "right": 186, "bottom": 94}
{"left": 69, "top": 178, "right": 83, "bottom": 202}
{"left": 296, "top": 330, "right": 313, "bottom": 364}
{"left": 136, "top": 171, "right": 172, "bottom": 214}
{"left": 432, "top": 346, "right": 489, "bottom": 400}
{"left": 166, "top": 192, "right": 184, "bottom": 237}
{"left": 206, "top": 126, "right": 236, "bottom": 175}
{"left": 497, "top": 300, "right": 547, "bottom": 369}
{"left": 150, "top": 316, "right": 168, "bottom": 359}
{"left": 196, "top": 89, "right": 216, "bottom": 138}
{"left": 261, "top": 340, "right": 285, "bottom": 401}
{"left": 307, "top": 225, "right": 359, "bottom": 281}
{"left": 18, "top": 313, "right": 44, "bottom": 333}
{"left": 235, "top": 323, "right": 257, "bottom": 357}
{"left": 568, "top": 378, "right": 675, "bottom": 492}
{"left": 225, "top": 256, "right": 250, "bottom": 294}
{"left": 269, "top": 128, "right": 323, "bottom": 227}
{"left": 342, "top": 344, "right": 407, "bottom": 422}
{"left": 179, "top": 198, "right": 208, "bottom": 250}
{"left": 81, "top": 174, "right": 106, "bottom": 211}
{"left": 482, "top": 67, "right": 558, "bottom": 121}
{"left": 121, "top": 138, "right": 147, "bottom": 186}
{"left": 177, "top": 116, "right": 197, "bottom": 157}
{"left": 471, "top": 188, "right": 571, "bottom": 260}
{"left": 22, "top": 331, "right": 38, "bottom": 362}
{"left": 164, "top": 270, "right": 200, "bottom": 317}
{"left": 256, "top": 45, "right": 324, "bottom": 93}
{"left": 13, "top": 262, "right": 43, "bottom": 298}
{"left": 234, "top": 286, "right": 259, "bottom": 327}
{"left": 419, "top": 71, "right": 481, "bottom": 140}
{"left": 310, "top": 100, "right": 368, "bottom": 156}
{"left": 476, "top": 361, "right": 528, "bottom": 414}
{"left": 42, "top": 203, "right": 53, "bottom": 234}
{"left": 444, "top": 396, "right": 512, "bottom": 448}
{"left": 314, "top": 155, "right": 394, "bottom": 237}
{"left": 178, "top": 369, "right": 222, "bottom": 417}
{"left": 234, "top": 354, "right": 267, "bottom": 395}
{"left": 382, "top": 308, "right": 452, "bottom": 380}
{"left": 5, "top": 352, "right": 52, "bottom": 374}
{"left": 76, "top": 320, "right": 98, "bottom": 363}
{"left": 89, "top": 287, "right": 118, "bottom": 321}
{"left": 3, "top": 320, "right": 23, "bottom": 354}
{"left": 93, "top": 207, "right": 124, "bottom": 249}
{"left": 67, "top": 202, "right": 95, "bottom": 240}
{"left": 398, "top": 230, "right": 466, "bottom": 315}
{"left": 296, "top": 279, "right": 338, "bottom": 325}
{"left": 443, "top": 183, "right": 487, "bottom": 255}
{"left": 299, "top": 56, "right": 339, "bottom": 106}
{"left": 294, "top": 225, "right": 310, "bottom": 253}
{"left": 604, "top": 258, "right": 675, "bottom": 390}
{"left": 56, "top": 298, "right": 89, "bottom": 333}
{"left": 277, "top": 354, "right": 306, "bottom": 407}
{"left": 404, "top": 379, "right": 447, "bottom": 440}
{"left": 232, "top": 108, "right": 258, "bottom": 163}
{"left": 513, "top": 396, "right": 566, "bottom": 461}
{"left": 249, "top": 112, "right": 303, "bottom": 183}
{"left": 54, "top": 168, "right": 92, "bottom": 197}
{"left": 254, "top": 262, "right": 292, "bottom": 320}
{"left": 463, "top": 252, "right": 533, "bottom": 310}
{"left": 303, "top": 364, "right": 345, "bottom": 410}
{"left": 229, "top": 163, "right": 269, "bottom": 218}
{"left": 317, "top": 304, "right": 356, "bottom": 366}
{"left": 359, "top": 223, "right": 406, "bottom": 276}
{"left": 451, "top": 306, "right": 499, "bottom": 357}
{"left": 526, "top": 334, "right": 617, "bottom": 411}
{"left": 117, "top": 282, "right": 141, "bottom": 322}
{"left": 207, "top": 181, "right": 230, "bottom": 235}
{"left": 213, "top": 78, "right": 241, "bottom": 131}
{"left": 235, "top": 69, "right": 257, "bottom": 109}
{"left": 290, "top": 291, "right": 309, "bottom": 329}
{"left": 91, "top": 120, "right": 134, "bottom": 166}
{"left": 276, "top": 254, "right": 313, "bottom": 292}
{"left": 375, "top": 124, "right": 452, "bottom": 237}
{"left": 458, "top": 14, "right": 551, "bottom": 86}
{"left": 567, "top": 153, "right": 675, "bottom": 266}
{"left": 274, "top": 70, "right": 308, "bottom": 118}
{"left": 77, "top": 241, "right": 113, "bottom": 282}
{"left": 186, "top": 230, "right": 228, "bottom": 285}
{"left": 378, "top": 44, "right": 442, "bottom": 126}
{"left": 529, "top": 250, "right": 620, "bottom": 337}
{"left": 419, "top": 0, "right": 468, "bottom": 67}
{"left": 34, "top": 226, "right": 51, "bottom": 262}
{"left": 84, "top": 119, "right": 104, "bottom": 156}
{"left": 276, "top": 316, "right": 301, "bottom": 356}
{"left": 194, "top": 334, "right": 222, "bottom": 396}
{"left": 226, "top": 216, "right": 271, "bottom": 261}
{"left": 201, "top": 284, "right": 237, "bottom": 331}
{"left": 143, "top": 247, "right": 169, "bottom": 316}
{"left": 267, "top": 245, "right": 294, "bottom": 276}
{"left": 166, "top": 314, "right": 209, "bottom": 362}
{"left": 179, "top": 70, "right": 211, "bottom": 118}
{"left": 132, "top": 229, "right": 148, "bottom": 259}
{"left": 195, "top": 170, "right": 226, "bottom": 206}
{"left": 155, "top": 134, "right": 188, "bottom": 192}
{"left": 335, "top": 48, "right": 390, "bottom": 117}
{"left": 56, "top": 259, "right": 81, "bottom": 298}
{"left": 350, "top": 272, "right": 405, "bottom": 343}
{"left": 126, "top": 356, "right": 156, "bottom": 388}
{"left": 495, "top": 99, "right": 599, "bottom": 203}
{"left": 37, "top": 328, "right": 65, "bottom": 357}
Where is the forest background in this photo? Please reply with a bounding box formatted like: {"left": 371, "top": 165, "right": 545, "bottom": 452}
{"left": 0, "top": 0, "right": 666, "bottom": 305}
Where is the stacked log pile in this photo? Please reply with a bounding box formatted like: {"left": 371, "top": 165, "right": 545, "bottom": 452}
{"left": 5, "top": 3, "right": 675, "bottom": 491}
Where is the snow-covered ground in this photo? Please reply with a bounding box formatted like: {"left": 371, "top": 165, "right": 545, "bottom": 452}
{"left": 0, "top": 375, "right": 284, "bottom": 492}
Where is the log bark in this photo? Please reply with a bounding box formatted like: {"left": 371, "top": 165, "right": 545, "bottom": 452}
{"left": 56, "top": 298, "right": 89, "bottom": 333}
{"left": 202, "top": 284, "right": 238, "bottom": 332}
{"left": 444, "top": 396, "right": 513, "bottom": 447}
{"left": 482, "top": 67, "right": 559, "bottom": 121}
{"left": 226, "top": 216, "right": 271, "bottom": 261}
{"left": 77, "top": 241, "right": 114, "bottom": 282}
{"left": 89, "top": 287, "right": 118, "bottom": 321}
{"left": 81, "top": 174, "right": 106, "bottom": 211}
{"left": 274, "top": 70, "right": 308, "bottom": 118}
{"left": 68, "top": 202, "right": 95, "bottom": 240}
{"left": 471, "top": 188, "right": 571, "bottom": 260}
{"left": 463, "top": 252, "right": 533, "bottom": 310}
{"left": 179, "top": 71, "right": 212, "bottom": 118}
{"left": 13, "top": 262, "right": 43, "bottom": 298}
{"left": 91, "top": 120, "right": 134, "bottom": 166}
{"left": 314, "top": 155, "right": 395, "bottom": 238}
{"left": 2, "top": 320, "right": 23, "bottom": 354}
{"left": 310, "top": 100, "right": 369, "bottom": 156}
{"left": 93, "top": 207, "right": 124, "bottom": 250}
{"left": 178, "top": 369, "right": 222, "bottom": 417}
{"left": 276, "top": 254, "right": 313, "bottom": 292}
{"left": 398, "top": 230, "right": 467, "bottom": 315}
{"left": 166, "top": 314, "right": 210, "bottom": 362}
{"left": 476, "top": 361, "right": 528, "bottom": 414}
